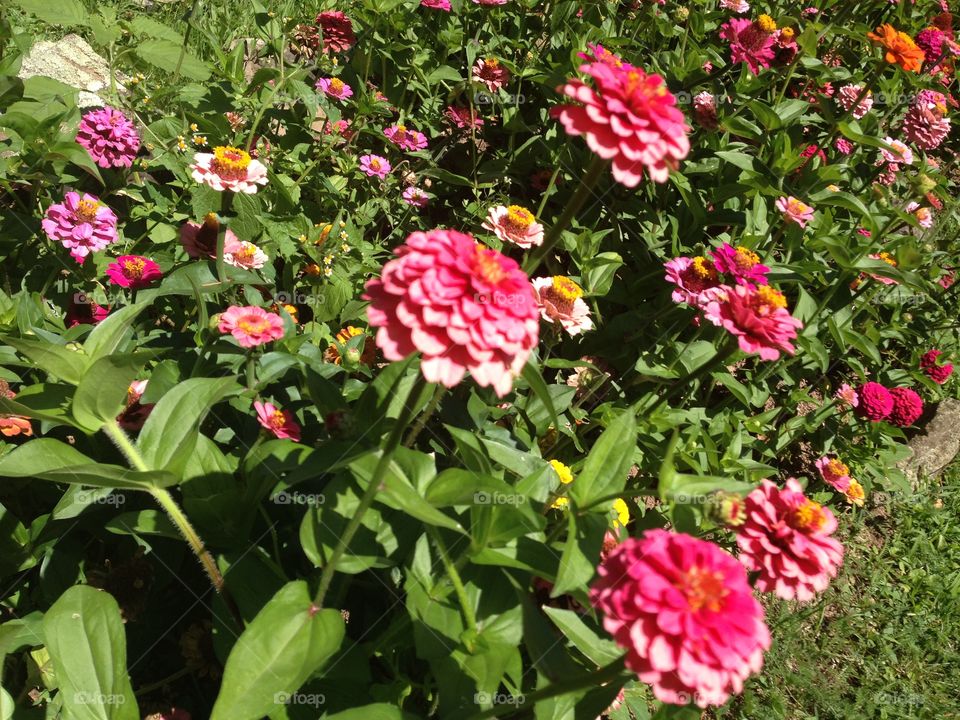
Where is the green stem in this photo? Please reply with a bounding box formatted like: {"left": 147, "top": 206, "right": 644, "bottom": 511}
{"left": 523, "top": 155, "right": 608, "bottom": 275}
{"left": 427, "top": 526, "right": 477, "bottom": 638}
{"left": 645, "top": 337, "right": 739, "bottom": 415}
{"left": 314, "top": 378, "right": 426, "bottom": 608}
{"left": 403, "top": 383, "right": 444, "bottom": 447}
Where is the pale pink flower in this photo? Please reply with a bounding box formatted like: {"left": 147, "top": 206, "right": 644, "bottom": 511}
{"left": 363, "top": 229, "right": 539, "bottom": 397}
{"left": 776, "top": 196, "right": 814, "bottom": 227}
{"left": 590, "top": 530, "right": 770, "bottom": 707}
{"left": 736, "top": 478, "right": 844, "bottom": 602}
{"left": 906, "top": 202, "right": 934, "bottom": 228}
{"left": 835, "top": 85, "right": 874, "bottom": 119}
{"left": 703, "top": 285, "right": 803, "bottom": 361}
{"left": 105, "top": 256, "right": 162, "bottom": 289}
{"left": 383, "top": 124, "right": 429, "bottom": 152}
{"left": 693, "top": 91, "right": 719, "bottom": 130}
{"left": 359, "top": 154, "right": 392, "bottom": 179}
{"left": 879, "top": 136, "right": 913, "bottom": 165}
{"left": 42, "top": 192, "right": 118, "bottom": 264}
{"left": 402, "top": 186, "right": 429, "bottom": 208}
{"left": 223, "top": 240, "right": 268, "bottom": 270}
{"left": 902, "top": 90, "right": 951, "bottom": 149}
{"left": 445, "top": 105, "right": 485, "bottom": 129}
{"left": 835, "top": 383, "right": 859, "bottom": 408}
{"left": 315, "top": 77, "right": 353, "bottom": 100}
{"left": 218, "top": 306, "right": 286, "bottom": 348}
{"left": 76, "top": 106, "right": 141, "bottom": 168}
{"left": 532, "top": 277, "right": 594, "bottom": 336}
{"left": 483, "top": 205, "right": 544, "bottom": 248}
{"left": 254, "top": 401, "right": 301, "bottom": 441}
{"left": 720, "top": 0, "right": 750, "bottom": 12}
{"left": 190, "top": 146, "right": 268, "bottom": 194}
{"left": 473, "top": 57, "right": 510, "bottom": 92}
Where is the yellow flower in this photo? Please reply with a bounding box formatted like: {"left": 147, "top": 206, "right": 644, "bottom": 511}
{"left": 551, "top": 496, "right": 569, "bottom": 510}
{"left": 549, "top": 459, "right": 574, "bottom": 485}
{"left": 611, "top": 498, "right": 630, "bottom": 528}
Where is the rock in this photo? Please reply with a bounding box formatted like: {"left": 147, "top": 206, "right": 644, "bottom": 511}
{"left": 898, "top": 398, "right": 960, "bottom": 485}
{"left": 18, "top": 34, "right": 124, "bottom": 108}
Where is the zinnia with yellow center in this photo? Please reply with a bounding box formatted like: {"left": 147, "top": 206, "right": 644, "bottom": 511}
{"left": 190, "top": 145, "right": 268, "bottom": 193}
{"left": 532, "top": 276, "right": 595, "bottom": 336}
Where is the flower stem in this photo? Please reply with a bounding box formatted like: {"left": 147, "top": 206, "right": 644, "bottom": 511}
{"left": 523, "top": 155, "right": 608, "bottom": 275}
{"left": 426, "top": 525, "right": 477, "bottom": 639}
{"left": 215, "top": 191, "right": 233, "bottom": 285}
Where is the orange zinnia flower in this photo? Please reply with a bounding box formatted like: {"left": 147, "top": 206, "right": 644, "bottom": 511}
{"left": 868, "top": 24, "right": 926, "bottom": 72}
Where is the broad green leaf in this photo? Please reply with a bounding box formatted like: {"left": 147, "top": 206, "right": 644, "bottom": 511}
{"left": 0, "top": 612, "right": 45, "bottom": 657}
{"left": 323, "top": 705, "right": 413, "bottom": 720}
{"left": 521, "top": 360, "right": 559, "bottom": 430}
{"left": 569, "top": 410, "right": 638, "bottom": 506}
{"left": 551, "top": 512, "right": 606, "bottom": 597}
{"left": 3, "top": 336, "right": 87, "bottom": 385}
{"left": 82, "top": 303, "right": 151, "bottom": 361}
{"left": 13, "top": 0, "right": 88, "bottom": 26}
{"left": 72, "top": 354, "right": 150, "bottom": 433}
{"left": 209, "top": 581, "right": 345, "bottom": 720}
{"left": 0, "top": 686, "right": 12, "bottom": 720}
{"left": 0, "top": 383, "right": 78, "bottom": 427}
{"left": 136, "top": 39, "right": 211, "bottom": 81}
{"left": 543, "top": 607, "right": 623, "bottom": 666}
{"left": 43, "top": 586, "right": 138, "bottom": 720}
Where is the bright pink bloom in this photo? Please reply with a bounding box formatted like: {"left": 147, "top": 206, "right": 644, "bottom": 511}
{"left": 551, "top": 55, "right": 690, "bottom": 186}
{"left": 473, "top": 57, "right": 510, "bottom": 92}
{"left": 916, "top": 27, "right": 946, "bottom": 58}
{"left": 704, "top": 285, "right": 803, "bottom": 360}
{"left": 254, "top": 401, "right": 302, "bottom": 441}
{"left": 815, "top": 456, "right": 852, "bottom": 493}
{"left": 879, "top": 136, "right": 913, "bottom": 165}
{"left": 888, "top": 387, "right": 923, "bottom": 427}
{"left": 590, "top": 530, "right": 770, "bottom": 708}
{"left": 76, "top": 106, "right": 141, "bottom": 168}
{"left": 902, "top": 90, "right": 951, "bottom": 149}
{"left": 363, "top": 229, "right": 539, "bottom": 397}
{"left": 736, "top": 479, "right": 844, "bottom": 602}
{"left": 664, "top": 256, "right": 721, "bottom": 306}
{"left": 483, "top": 205, "right": 544, "bottom": 248}
{"left": 317, "top": 11, "right": 355, "bottom": 53}
{"left": 359, "top": 154, "right": 392, "bottom": 179}
{"left": 855, "top": 381, "right": 893, "bottom": 421}
{"left": 190, "top": 146, "right": 268, "bottom": 194}
{"left": 421, "top": 0, "right": 452, "bottom": 9}
{"left": 445, "top": 105, "right": 485, "bottom": 129}
{"left": 710, "top": 243, "right": 769, "bottom": 287}
{"left": 218, "top": 306, "right": 286, "bottom": 348}
{"left": 920, "top": 348, "right": 953, "bottom": 384}
{"left": 532, "top": 277, "right": 594, "bottom": 336}
{"left": 383, "top": 124, "right": 429, "bottom": 152}
{"left": 42, "top": 192, "right": 118, "bottom": 264}
{"left": 720, "top": 17, "right": 777, "bottom": 74}
{"left": 323, "top": 118, "right": 354, "bottom": 140}
{"left": 402, "top": 186, "right": 429, "bottom": 208}
{"left": 834, "top": 137, "right": 854, "bottom": 155}
{"left": 775, "top": 196, "right": 814, "bottom": 228}
{"left": 105, "top": 256, "right": 162, "bottom": 289}
{"left": 835, "top": 383, "right": 859, "bottom": 408}
{"left": 315, "top": 77, "right": 353, "bottom": 100}
{"left": 835, "top": 85, "right": 873, "bottom": 119}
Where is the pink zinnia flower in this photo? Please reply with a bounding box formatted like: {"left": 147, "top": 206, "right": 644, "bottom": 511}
{"left": 815, "top": 455, "right": 852, "bottom": 493}
{"left": 223, "top": 240, "right": 268, "bottom": 270}
{"left": 254, "top": 401, "right": 302, "bottom": 441}
{"left": 363, "top": 229, "right": 540, "bottom": 397}
{"left": 775, "top": 196, "right": 814, "bottom": 227}
{"left": 323, "top": 118, "right": 354, "bottom": 140}
{"left": 315, "top": 77, "right": 353, "bottom": 100}
{"left": 317, "top": 11, "right": 355, "bottom": 53}
{"left": 421, "top": 0, "right": 452, "bottom": 9}
{"left": 902, "top": 90, "right": 951, "bottom": 150}
{"left": 473, "top": 57, "right": 510, "bottom": 92}
{"left": 532, "top": 277, "right": 594, "bottom": 336}
{"left": 693, "top": 91, "right": 719, "bottom": 130}
{"left": 834, "top": 137, "right": 854, "bottom": 155}
{"left": 42, "top": 192, "right": 118, "bottom": 264}
{"left": 359, "top": 154, "right": 392, "bottom": 179}
{"left": 551, "top": 53, "right": 690, "bottom": 186}
{"left": 720, "top": 15, "right": 778, "bottom": 74}
{"left": 867, "top": 253, "right": 899, "bottom": 285}
{"left": 118, "top": 379, "right": 155, "bottom": 431}
{"left": 105, "top": 256, "right": 162, "bottom": 289}
{"left": 855, "top": 381, "right": 893, "bottom": 421}
{"left": 888, "top": 387, "right": 923, "bottom": 427}
{"left": 383, "top": 124, "right": 429, "bottom": 152}
{"left": 835, "top": 85, "right": 873, "bottom": 119}
{"left": 879, "top": 136, "right": 913, "bottom": 165}
{"left": 483, "top": 205, "right": 544, "bottom": 248}
{"left": 218, "top": 305, "right": 286, "bottom": 348}
{"left": 906, "top": 202, "right": 934, "bottom": 228}
{"left": 703, "top": 285, "right": 803, "bottom": 361}
{"left": 835, "top": 382, "right": 859, "bottom": 408}
{"left": 920, "top": 348, "right": 953, "bottom": 384}
{"left": 445, "top": 105, "right": 485, "bottom": 129}
{"left": 664, "top": 256, "right": 721, "bottom": 306}
{"left": 76, "top": 106, "right": 141, "bottom": 168}
{"left": 720, "top": 0, "right": 750, "bottom": 12}
{"left": 190, "top": 145, "right": 268, "bottom": 194}
{"left": 402, "top": 186, "right": 429, "bottom": 208}
{"left": 472, "top": 0, "right": 509, "bottom": 5}
{"left": 737, "top": 479, "right": 844, "bottom": 602}
{"left": 710, "top": 243, "right": 769, "bottom": 287}
{"left": 590, "top": 530, "right": 770, "bottom": 707}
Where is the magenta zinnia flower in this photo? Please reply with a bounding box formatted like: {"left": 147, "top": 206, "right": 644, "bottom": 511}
{"left": 590, "top": 530, "right": 770, "bottom": 707}
{"left": 920, "top": 348, "right": 953, "bottom": 384}
{"left": 445, "top": 105, "right": 485, "bottom": 129}
{"left": 532, "top": 277, "right": 594, "bottom": 336}
{"left": 473, "top": 57, "right": 510, "bottom": 92}
{"left": 254, "top": 401, "right": 301, "bottom": 441}
{"left": 363, "top": 229, "right": 539, "bottom": 397}
{"left": 693, "top": 91, "right": 719, "bottom": 130}
{"left": 383, "top": 124, "right": 429, "bottom": 152}
{"left": 737, "top": 479, "right": 844, "bottom": 602}
{"left": 317, "top": 11, "right": 355, "bottom": 53}
{"left": 720, "top": 15, "right": 778, "bottom": 74}
{"left": 704, "top": 285, "right": 803, "bottom": 361}
{"left": 815, "top": 455, "right": 852, "bottom": 493}
{"left": 710, "top": 243, "right": 769, "bottom": 287}
{"left": 888, "top": 387, "right": 923, "bottom": 427}
{"left": 483, "top": 205, "right": 544, "bottom": 248}
{"left": 42, "top": 192, "right": 118, "bottom": 264}
{"left": 315, "top": 77, "right": 353, "bottom": 100}
{"left": 664, "top": 256, "right": 721, "bottom": 306}
{"left": 855, "top": 381, "right": 893, "bottom": 421}
{"left": 775, "top": 196, "right": 814, "bottom": 228}
{"left": 218, "top": 306, "right": 286, "bottom": 348}
{"left": 551, "top": 51, "right": 690, "bottom": 186}
{"left": 66, "top": 297, "right": 110, "bottom": 327}
{"left": 359, "top": 154, "right": 392, "bottom": 179}
{"left": 76, "top": 106, "right": 141, "bottom": 168}
{"left": 191, "top": 146, "right": 268, "bottom": 194}
{"left": 105, "top": 256, "right": 162, "bottom": 289}
{"left": 902, "top": 90, "right": 951, "bottom": 150}
{"left": 421, "top": 0, "right": 452, "bottom": 9}
{"left": 402, "top": 186, "right": 429, "bottom": 208}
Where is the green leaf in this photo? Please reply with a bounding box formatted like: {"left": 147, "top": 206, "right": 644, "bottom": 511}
{"left": 323, "top": 705, "right": 413, "bottom": 720}
{"left": 83, "top": 303, "right": 152, "bottom": 361}
{"left": 551, "top": 513, "right": 606, "bottom": 598}
{"left": 13, "top": 0, "right": 88, "bottom": 26}
{"left": 3, "top": 336, "right": 87, "bottom": 384}
{"left": 136, "top": 39, "right": 211, "bottom": 81}
{"left": 521, "top": 360, "right": 559, "bottom": 430}
{"left": 543, "top": 607, "right": 623, "bottom": 665}
{"left": 569, "top": 410, "right": 637, "bottom": 507}
{"left": 0, "top": 383, "right": 77, "bottom": 427}
{"left": 126, "top": 16, "right": 182, "bottom": 42}
{"left": 72, "top": 354, "right": 150, "bottom": 433}
{"left": 105, "top": 510, "right": 180, "bottom": 540}
{"left": 136, "top": 377, "right": 242, "bottom": 472}
{"left": 209, "top": 581, "right": 345, "bottom": 720}
{"left": 43, "top": 586, "right": 138, "bottom": 720}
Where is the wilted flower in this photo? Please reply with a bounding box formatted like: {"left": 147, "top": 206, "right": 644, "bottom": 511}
{"left": 42, "top": 192, "right": 118, "bottom": 264}
{"left": 76, "top": 106, "right": 141, "bottom": 168}
{"left": 190, "top": 146, "right": 268, "bottom": 194}
{"left": 532, "top": 276, "right": 594, "bottom": 336}
{"left": 105, "top": 256, "right": 162, "bottom": 289}
{"left": 693, "top": 91, "right": 719, "bottom": 129}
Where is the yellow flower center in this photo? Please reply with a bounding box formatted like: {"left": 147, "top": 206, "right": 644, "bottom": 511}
{"left": 551, "top": 276, "right": 584, "bottom": 302}
{"left": 238, "top": 318, "right": 269, "bottom": 335}
{"left": 75, "top": 199, "right": 100, "bottom": 223}
{"left": 845, "top": 479, "right": 865, "bottom": 504}
{"left": 549, "top": 459, "right": 574, "bottom": 485}
{"left": 330, "top": 78, "right": 344, "bottom": 93}
{"left": 234, "top": 243, "right": 258, "bottom": 263}
{"left": 788, "top": 498, "right": 828, "bottom": 533}
{"left": 691, "top": 256, "right": 718, "bottom": 281}
{"left": 370, "top": 158, "right": 381, "bottom": 170}
{"left": 123, "top": 258, "right": 146, "bottom": 279}
{"left": 878, "top": 252, "right": 897, "bottom": 267}
{"left": 474, "top": 245, "right": 507, "bottom": 285}
{"left": 780, "top": 26, "right": 795, "bottom": 41}
{"left": 679, "top": 566, "right": 729, "bottom": 613}
{"left": 734, "top": 246, "right": 761, "bottom": 270}
{"left": 754, "top": 286, "right": 788, "bottom": 312}
{"left": 211, "top": 146, "right": 251, "bottom": 180}
{"left": 826, "top": 458, "right": 849, "bottom": 477}
{"left": 757, "top": 14, "right": 777, "bottom": 33}
{"left": 269, "top": 409, "right": 286, "bottom": 429}
{"left": 788, "top": 198, "right": 811, "bottom": 215}
{"left": 504, "top": 205, "right": 535, "bottom": 234}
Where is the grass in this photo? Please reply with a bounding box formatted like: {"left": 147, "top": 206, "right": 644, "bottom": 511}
{"left": 709, "top": 471, "right": 960, "bottom": 720}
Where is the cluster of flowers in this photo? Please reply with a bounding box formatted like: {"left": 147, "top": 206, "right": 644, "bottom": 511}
{"left": 852, "top": 381, "right": 924, "bottom": 427}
